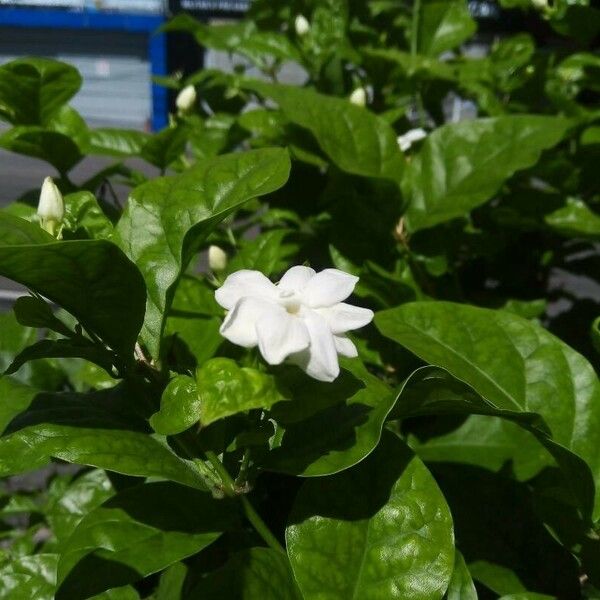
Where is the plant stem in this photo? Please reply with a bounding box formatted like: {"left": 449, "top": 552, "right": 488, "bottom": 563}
{"left": 410, "top": 0, "right": 421, "bottom": 59}
{"left": 205, "top": 450, "right": 285, "bottom": 554}
{"left": 240, "top": 495, "right": 286, "bottom": 554}
{"left": 205, "top": 450, "right": 236, "bottom": 495}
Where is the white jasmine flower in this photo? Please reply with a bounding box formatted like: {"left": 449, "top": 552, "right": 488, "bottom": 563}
{"left": 176, "top": 85, "right": 197, "bottom": 113}
{"left": 208, "top": 245, "right": 228, "bottom": 272}
{"left": 397, "top": 128, "right": 427, "bottom": 152}
{"left": 37, "top": 176, "right": 64, "bottom": 236}
{"left": 349, "top": 87, "right": 367, "bottom": 107}
{"left": 294, "top": 14, "right": 310, "bottom": 36}
{"left": 215, "top": 266, "right": 373, "bottom": 382}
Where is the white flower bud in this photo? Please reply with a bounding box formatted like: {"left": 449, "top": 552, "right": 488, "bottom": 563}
{"left": 397, "top": 127, "right": 427, "bottom": 152}
{"left": 208, "top": 245, "right": 228, "bottom": 272}
{"left": 176, "top": 85, "right": 197, "bottom": 113}
{"left": 295, "top": 14, "right": 310, "bottom": 36}
{"left": 531, "top": 0, "right": 548, "bottom": 9}
{"left": 37, "top": 176, "right": 64, "bottom": 236}
{"left": 349, "top": 87, "right": 367, "bottom": 107}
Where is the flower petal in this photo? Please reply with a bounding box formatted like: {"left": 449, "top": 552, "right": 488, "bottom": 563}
{"left": 290, "top": 311, "right": 339, "bottom": 382}
{"left": 256, "top": 308, "right": 310, "bottom": 365}
{"left": 303, "top": 269, "right": 359, "bottom": 308}
{"left": 334, "top": 335, "right": 358, "bottom": 358}
{"left": 316, "top": 303, "right": 374, "bottom": 334}
{"left": 215, "top": 270, "right": 277, "bottom": 310}
{"left": 278, "top": 265, "right": 316, "bottom": 293}
{"left": 219, "top": 297, "right": 276, "bottom": 347}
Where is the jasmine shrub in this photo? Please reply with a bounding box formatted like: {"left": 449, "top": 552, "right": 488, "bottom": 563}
{"left": 0, "top": 0, "right": 598, "bottom": 598}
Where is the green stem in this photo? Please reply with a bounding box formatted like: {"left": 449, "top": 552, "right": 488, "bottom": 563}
{"left": 410, "top": 0, "right": 421, "bottom": 59}
{"left": 205, "top": 450, "right": 285, "bottom": 554}
{"left": 240, "top": 495, "right": 286, "bottom": 554}
{"left": 205, "top": 450, "right": 236, "bottom": 495}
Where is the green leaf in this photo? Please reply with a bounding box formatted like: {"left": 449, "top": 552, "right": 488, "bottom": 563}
{"left": 411, "top": 414, "right": 552, "bottom": 481}
{"left": 0, "top": 214, "right": 146, "bottom": 358}
{"left": 227, "top": 229, "right": 294, "bottom": 276}
{"left": 265, "top": 358, "right": 397, "bottom": 476}
{"left": 0, "top": 127, "right": 82, "bottom": 173}
{"left": 242, "top": 80, "right": 405, "bottom": 183}
{"left": 0, "top": 57, "right": 81, "bottom": 125}
{"left": 446, "top": 551, "right": 477, "bottom": 600}
{"left": 56, "top": 481, "right": 238, "bottom": 600}
{"left": 62, "top": 191, "right": 114, "bottom": 240}
{"left": 545, "top": 197, "right": 600, "bottom": 239}
{"left": 13, "top": 296, "right": 73, "bottom": 337}
{"left": 46, "top": 469, "right": 114, "bottom": 544}
{"left": 405, "top": 116, "right": 571, "bottom": 231}
{"left": 189, "top": 548, "right": 301, "bottom": 599}
{"left": 0, "top": 554, "right": 57, "bottom": 600}
{"left": 5, "top": 338, "right": 117, "bottom": 376}
{"left": 150, "top": 374, "right": 199, "bottom": 435}
{"left": 286, "top": 432, "right": 455, "bottom": 600}
{"left": 163, "top": 16, "right": 300, "bottom": 67}
{"left": 418, "top": 0, "right": 477, "bottom": 57}
{"left": 198, "top": 358, "right": 286, "bottom": 426}
{"left": 87, "top": 128, "right": 150, "bottom": 157}
{"left": 140, "top": 125, "right": 188, "bottom": 170}
{"left": 114, "top": 148, "right": 290, "bottom": 357}
{"left": 376, "top": 301, "right": 600, "bottom": 520}
{"left": 0, "top": 385, "right": 205, "bottom": 489}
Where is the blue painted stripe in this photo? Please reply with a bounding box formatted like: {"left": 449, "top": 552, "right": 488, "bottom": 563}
{"left": 0, "top": 8, "right": 164, "bottom": 32}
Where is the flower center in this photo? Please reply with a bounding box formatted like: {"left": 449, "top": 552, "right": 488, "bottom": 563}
{"left": 278, "top": 290, "right": 301, "bottom": 315}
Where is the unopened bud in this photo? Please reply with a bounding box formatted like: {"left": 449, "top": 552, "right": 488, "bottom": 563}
{"left": 295, "top": 14, "right": 310, "bottom": 36}
{"left": 349, "top": 87, "right": 367, "bottom": 107}
{"left": 208, "top": 245, "right": 228, "bottom": 272}
{"left": 397, "top": 128, "right": 427, "bottom": 152}
{"left": 37, "top": 177, "right": 64, "bottom": 236}
{"left": 176, "top": 85, "right": 197, "bottom": 114}
{"left": 531, "top": 0, "right": 548, "bottom": 9}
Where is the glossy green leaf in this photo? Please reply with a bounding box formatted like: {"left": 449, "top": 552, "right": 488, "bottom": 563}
{"left": 189, "top": 548, "right": 301, "bottom": 599}
{"left": 0, "top": 127, "right": 82, "bottom": 173}
{"left": 46, "top": 469, "right": 114, "bottom": 544}
{"left": 226, "top": 230, "right": 293, "bottom": 276}
{"left": 0, "top": 554, "right": 57, "bottom": 600}
{"left": 150, "top": 374, "right": 199, "bottom": 435}
{"left": 265, "top": 358, "right": 397, "bottom": 476}
{"left": 87, "top": 128, "right": 150, "bottom": 157}
{"left": 114, "top": 148, "right": 290, "bottom": 357}
{"left": 0, "top": 213, "right": 146, "bottom": 357}
{"left": 13, "top": 296, "right": 72, "bottom": 337}
{"left": 286, "top": 432, "right": 455, "bottom": 600}
{"left": 199, "top": 358, "right": 286, "bottom": 426}
{"left": 242, "top": 80, "right": 405, "bottom": 183}
{"left": 545, "top": 197, "right": 600, "bottom": 239}
{"left": 411, "top": 415, "right": 552, "bottom": 481}
{"left": 405, "top": 117, "right": 571, "bottom": 231}
{"left": 56, "top": 481, "right": 238, "bottom": 600}
{"left": 6, "top": 338, "right": 117, "bottom": 376}
{"left": 0, "top": 57, "right": 81, "bottom": 125}
{"left": 446, "top": 551, "right": 477, "bottom": 600}
{"left": 376, "top": 302, "right": 600, "bottom": 519}
{"left": 163, "top": 15, "right": 300, "bottom": 67}
{"left": 0, "top": 385, "right": 205, "bottom": 489}
{"left": 62, "top": 191, "right": 113, "bottom": 239}
{"left": 418, "top": 0, "right": 477, "bottom": 57}
{"left": 140, "top": 125, "right": 188, "bottom": 170}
